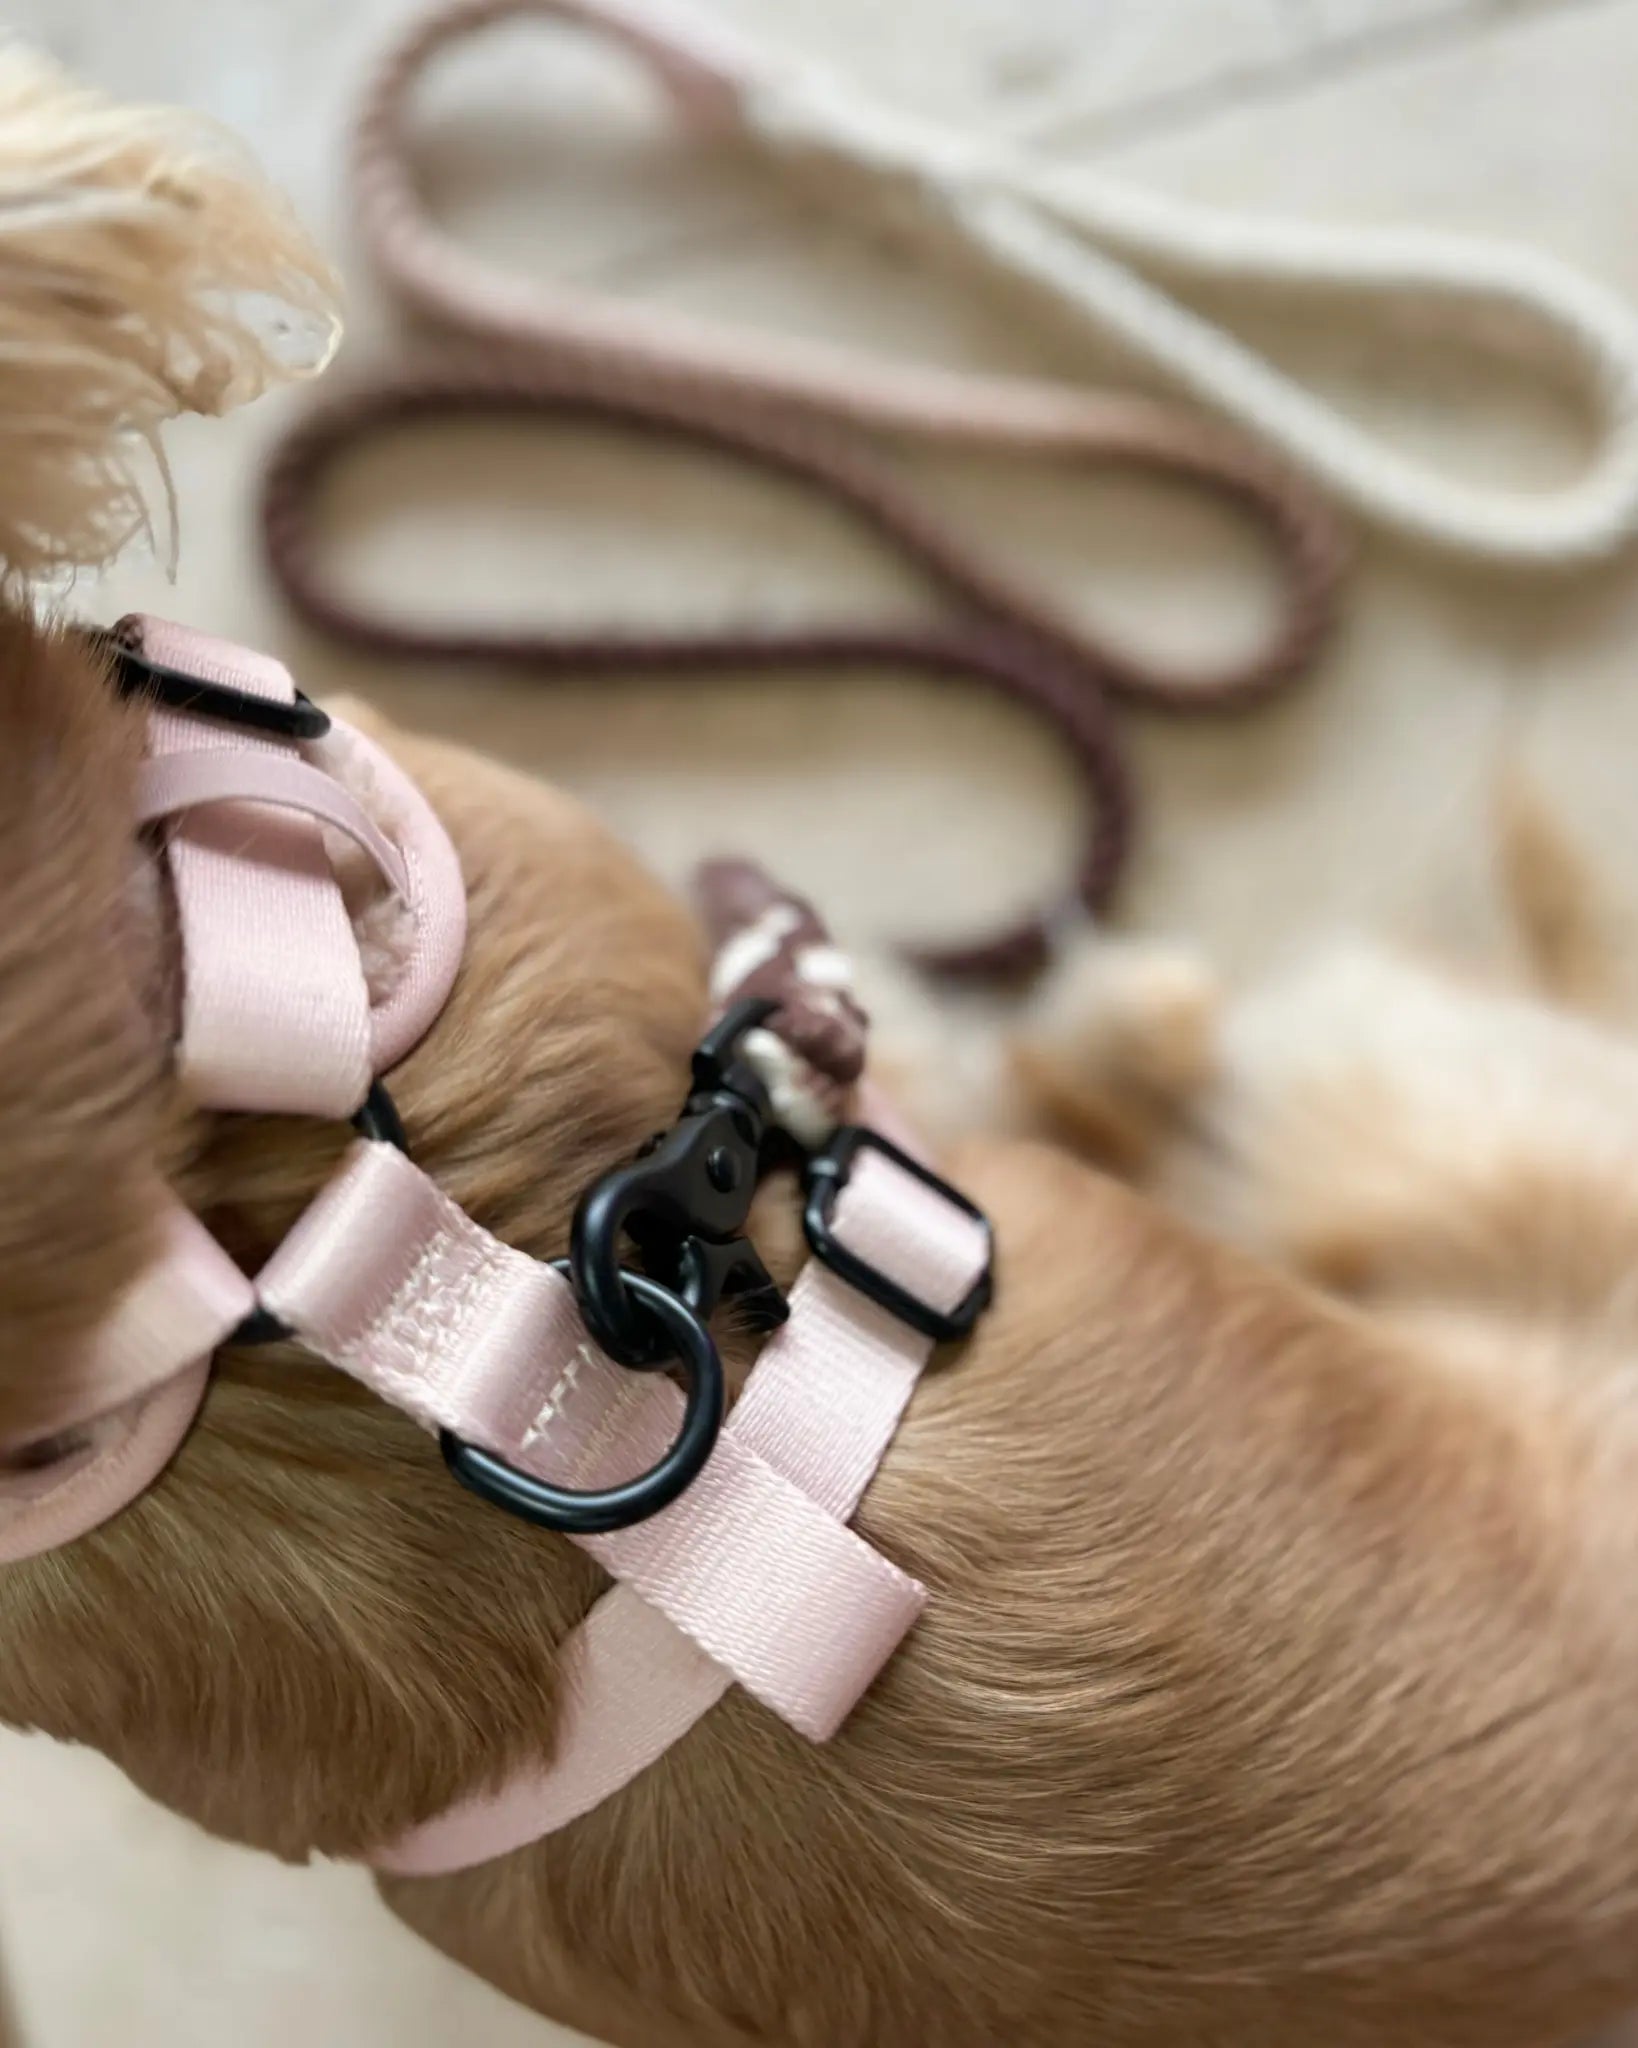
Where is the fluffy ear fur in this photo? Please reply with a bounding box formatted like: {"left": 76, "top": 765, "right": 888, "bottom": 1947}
{"left": 0, "top": 40, "right": 339, "bottom": 580}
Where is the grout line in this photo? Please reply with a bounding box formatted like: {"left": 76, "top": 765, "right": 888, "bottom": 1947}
{"left": 1008, "top": 0, "right": 1630, "bottom": 156}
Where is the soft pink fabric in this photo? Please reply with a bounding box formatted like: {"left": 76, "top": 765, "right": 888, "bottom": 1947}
{"left": 135, "top": 711, "right": 470, "bottom": 1079}
{"left": 376, "top": 1590, "right": 727, "bottom": 1871}
{"left": 378, "top": 1139, "right": 990, "bottom": 1874}
{"left": 132, "top": 617, "right": 374, "bottom": 1119}
{"left": 0, "top": 1364, "right": 214, "bottom": 1567}
{"left": 316, "top": 722, "right": 469, "bottom": 1074}
{"left": 136, "top": 748, "right": 410, "bottom": 901}
{"left": 723, "top": 1145, "right": 986, "bottom": 1504}
{"left": 0, "top": 1201, "right": 253, "bottom": 1563}
{"left": 70, "top": 1201, "right": 258, "bottom": 1412}
{"left": 258, "top": 1140, "right": 927, "bottom": 1742}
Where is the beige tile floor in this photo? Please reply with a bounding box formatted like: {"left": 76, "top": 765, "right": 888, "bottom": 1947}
{"left": 7, "top": 0, "right": 1638, "bottom": 2040}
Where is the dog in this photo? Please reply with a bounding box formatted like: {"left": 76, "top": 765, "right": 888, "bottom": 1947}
{"left": 6, "top": 39, "right": 1638, "bottom": 2048}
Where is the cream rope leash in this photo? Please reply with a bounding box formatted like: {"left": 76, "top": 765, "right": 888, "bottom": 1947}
{"left": 359, "top": 0, "right": 1638, "bottom": 568}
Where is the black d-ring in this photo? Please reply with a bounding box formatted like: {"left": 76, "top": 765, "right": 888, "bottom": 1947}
{"left": 440, "top": 1262, "right": 725, "bottom": 1535}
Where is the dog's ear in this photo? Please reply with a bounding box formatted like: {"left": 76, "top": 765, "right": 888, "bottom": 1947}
{"left": 0, "top": 43, "right": 340, "bottom": 581}
{"left": 0, "top": 612, "right": 165, "bottom": 1444}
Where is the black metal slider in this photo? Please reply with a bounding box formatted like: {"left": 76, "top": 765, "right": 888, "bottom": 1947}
{"left": 102, "top": 633, "right": 332, "bottom": 742}
{"left": 569, "top": 996, "right": 792, "bottom": 1368}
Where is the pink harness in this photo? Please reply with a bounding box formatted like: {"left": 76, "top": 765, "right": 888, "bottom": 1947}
{"left": 0, "top": 618, "right": 993, "bottom": 1875}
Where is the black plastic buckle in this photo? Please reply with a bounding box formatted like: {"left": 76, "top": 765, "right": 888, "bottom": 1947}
{"left": 804, "top": 1125, "right": 994, "bottom": 1342}
{"left": 569, "top": 997, "right": 791, "bottom": 1367}
{"left": 105, "top": 636, "right": 331, "bottom": 743}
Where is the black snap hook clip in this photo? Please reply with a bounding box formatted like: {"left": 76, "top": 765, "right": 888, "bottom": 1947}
{"left": 568, "top": 996, "right": 791, "bottom": 1367}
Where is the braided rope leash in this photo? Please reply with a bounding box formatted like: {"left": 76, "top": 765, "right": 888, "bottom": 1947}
{"left": 262, "top": 0, "right": 1358, "bottom": 977}
{"left": 265, "top": 362, "right": 1148, "bottom": 980}
{"left": 353, "top": 0, "right": 1638, "bottom": 569}
{"left": 744, "top": 61, "right": 1638, "bottom": 569}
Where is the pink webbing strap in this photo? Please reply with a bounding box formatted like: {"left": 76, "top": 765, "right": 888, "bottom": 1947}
{"left": 131, "top": 617, "right": 374, "bottom": 1118}
{"left": 71, "top": 1201, "right": 259, "bottom": 1410}
{"left": 257, "top": 1141, "right": 926, "bottom": 1741}
{"left": 376, "top": 1137, "right": 990, "bottom": 1875}
{"left": 0, "top": 1200, "right": 254, "bottom": 1565}
{"left": 135, "top": 749, "right": 411, "bottom": 902}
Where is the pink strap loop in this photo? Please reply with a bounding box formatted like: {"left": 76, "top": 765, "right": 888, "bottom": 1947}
{"left": 136, "top": 749, "right": 411, "bottom": 901}
{"left": 320, "top": 718, "right": 470, "bottom": 1077}
{"left": 0, "top": 1200, "right": 253, "bottom": 1564}
{"left": 131, "top": 617, "right": 374, "bottom": 1119}
{"left": 727, "top": 1138, "right": 988, "bottom": 1509}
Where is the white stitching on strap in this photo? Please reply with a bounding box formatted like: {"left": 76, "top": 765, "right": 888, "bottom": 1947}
{"left": 520, "top": 1339, "right": 592, "bottom": 1453}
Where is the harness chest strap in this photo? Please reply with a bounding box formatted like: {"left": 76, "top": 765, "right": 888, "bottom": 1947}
{"left": 254, "top": 1135, "right": 971, "bottom": 1748}
{"left": 1, "top": 618, "right": 993, "bottom": 1867}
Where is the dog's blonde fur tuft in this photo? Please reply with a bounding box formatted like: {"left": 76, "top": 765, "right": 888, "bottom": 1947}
{"left": 0, "top": 41, "right": 340, "bottom": 581}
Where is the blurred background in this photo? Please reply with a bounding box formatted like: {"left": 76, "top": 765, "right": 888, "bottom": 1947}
{"left": 7, "top": 0, "right": 1638, "bottom": 2040}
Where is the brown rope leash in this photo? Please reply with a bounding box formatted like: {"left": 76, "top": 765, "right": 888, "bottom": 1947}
{"left": 261, "top": 0, "right": 1352, "bottom": 978}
